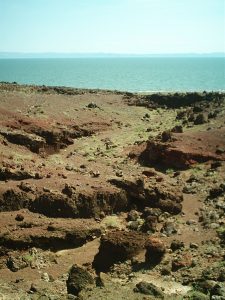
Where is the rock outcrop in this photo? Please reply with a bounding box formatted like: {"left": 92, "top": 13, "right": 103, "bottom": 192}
{"left": 30, "top": 187, "right": 128, "bottom": 218}
{"left": 93, "top": 230, "right": 147, "bottom": 272}
{"left": 109, "top": 177, "right": 183, "bottom": 214}
{"left": 0, "top": 210, "right": 101, "bottom": 250}
{"left": 141, "top": 128, "right": 225, "bottom": 169}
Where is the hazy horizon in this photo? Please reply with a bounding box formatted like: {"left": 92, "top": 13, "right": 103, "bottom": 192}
{"left": 0, "top": 52, "right": 224, "bottom": 59}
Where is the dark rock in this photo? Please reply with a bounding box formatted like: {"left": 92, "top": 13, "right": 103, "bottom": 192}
{"left": 202, "top": 265, "right": 225, "bottom": 281}
{"left": 190, "top": 242, "right": 199, "bottom": 249}
{"left": 142, "top": 207, "right": 162, "bottom": 218}
{"left": 62, "top": 184, "right": 76, "bottom": 197}
{"left": 171, "top": 125, "right": 183, "bottom": 133}
{"left": 66, "top": 264, "right": 94, "bottom": 296}
{"left": 160, "top": 266, "right": 171, "bottom": 275}
{"left": 210, "top": 283, "right": 225, "bottom": 299}
{"left": 209, "top": 184, "right": 225, "bottom": 199}
{"left": 7, "top": 256, "right": 28, "bottom": 272}
{"left": 141, "top": 215, "right": 158, "bottom": 232}
{"left": 194, "top": 113, "right": 208, "bottom": 125}
{"left": 145, "top": 237, "right": 166, "bottom": 264}
{"left": 87, "top": 102, "right": 98, "bottom": 109}
{"left": 170, "top": 240, "right": 185, "bottom": 251}
{"left": 127, "top": 210, "right": 140, "bottom": 221}
{"left": 172, "top": 254, "right": 193, "bottom": 271}
{"left": 31, "top": 189, "right": 128, "bottom": 218}
{"left": 0, "top": 189, "right": 31, "bottom": 212}
{"left": 211, "top": 161, "right": 222, "bottom": 169}
{"left": 109, "top": 178, "right": 183, "bottom": 215}
{"left": 0, "top": 129, "right": 45, "bottom": 154}
{"left": 161, "top": 222, "right": 177, "bottom": 236}
{"left": 18, "top": 181, "right": 36, "bottom": 193}
{"left": 193, "top": 105, "right": 203, "bottom": 113}
{"left": 93, "top": 230, "right": 147, "bottom": 272}
{"left": 0, "top": 167, "right": 35, "bottom": 181}
{"left": 161, "top": 130, "right": 172, "bottom": 142}
{"left": 15, "top": 214, "right": 24, "bottom": 221}
{"left": 158, "top": 199, "right": 182, "bottom": 214}
{"left": 134, "top": 281, "right": 164, "bottom": 298}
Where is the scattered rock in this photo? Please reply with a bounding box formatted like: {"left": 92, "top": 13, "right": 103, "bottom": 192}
{"left": 210, "top": 283, "right": 225, "bottom": 299}
{"left": 127, "top": 210, "right": 140, "bottom": 221}
{"left": 15, "top": 213, "right": 24, "bottom": 221}
{"left": 66, "top": 264, "right": 94, "bottom": 296}
{"left": 172, "top": 254, "right": 193, "bottom": 271}
{"left": 161, "top": 221, "right": 177, "bottom": 236}
{"left": 170, "top": 240, "right": 185, "bottom": 251}
{"left": 141, "top": 215, "right": 158, "bottom": 232}
{"left": 87, "top": 102, "right": 99, "bottom": 109}
{"left": 6, "top": 256, "right": 28, "bottom": 272}
{"left": 145, "top": 237, "right": 166, "bottom": 263}
{"left": 194, "top": 113, "right": 208, "bottom": 125}
{"left": 134, "top": 281, "right": 164, "bottom": 298}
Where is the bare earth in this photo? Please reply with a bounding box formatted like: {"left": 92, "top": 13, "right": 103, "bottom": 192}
{"left": 0, "top": 83, "right": 224, "bottom": 300}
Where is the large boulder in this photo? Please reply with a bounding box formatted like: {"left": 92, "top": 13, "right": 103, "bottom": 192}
{"left": 93, "top": 230, "right": 147, "bottom": 272}
{"left": 66, "top": 264, "right": 94, "bottom": 296}
{"left": 145, "top": 237, "right": 166, "bottom": 264}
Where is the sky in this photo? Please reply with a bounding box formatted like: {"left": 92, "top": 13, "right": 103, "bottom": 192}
{"left": 0, "top": 0, "right": 224, "bottom": 54}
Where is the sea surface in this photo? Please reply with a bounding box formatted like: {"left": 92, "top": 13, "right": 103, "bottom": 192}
{"left": 0, "top": 57, "right": 224, "bottom": 92}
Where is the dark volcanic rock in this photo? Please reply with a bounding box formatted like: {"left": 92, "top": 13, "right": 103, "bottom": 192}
{"left": 93, "top": 230, "right": 147, "bottom": 272}
{"left": 170, "top": 240, "right": 185, "bottom": 251}
{"left": 0, "top": 189, "right": 31, "bottom": 211}
{"left": 141, "top": 215, "right": 158, "bottom": 232}
{"left": 6, "top": 256, "right": 28, "bottom": 272}
{"left": 30, "top": 189, "right": 128, "bottom": 218}
{"left": 194, "top": 113, "right": 208, "bottom": 125}
{"left": 109, "top": 178, "right": 183, "bottom": 213}
{"left": 145, "top": 237, "right": 166, "bottom": 264}
{"left": 66, "top": 264, "right": 94, "bottom": 296}
{"left": 158, "top": 199, "right": 182, "bottom": 214}
{"left": 208, "top": 183, "right": 225, "bottom": 199}
{"left": 127, "top": 92, "right": 224, "bottom": 109}
{"left": 134, "top": 281, "right": 164, "bottom": 298}
{"left": 0, "top": 167, "right": 35, "bottom": 181}
{"left": 30, "top": 192, "right": 78, "bottom": 218}
{"left": 0, "top": 129, "right": 45, "bottom": 153}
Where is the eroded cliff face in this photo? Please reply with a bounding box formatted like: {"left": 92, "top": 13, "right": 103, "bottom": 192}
{"left": 140, "top": 128, "right": 225, "bottom": 170}
{"left": 0, "top": 83, "right": 224, "bottom": 299}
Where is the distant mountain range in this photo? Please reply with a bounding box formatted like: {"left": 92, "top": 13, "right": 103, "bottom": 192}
{"left": 0, "top": 52, "right": 224, "bottom": 58}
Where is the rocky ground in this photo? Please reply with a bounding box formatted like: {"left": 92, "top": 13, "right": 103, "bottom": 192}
{"left": 0, "top": 82, "right": 224, "bottom": 300}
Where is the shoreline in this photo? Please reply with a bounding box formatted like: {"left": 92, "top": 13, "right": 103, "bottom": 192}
{"left": 1, "top": 81, "right": 225, "bottom": 95}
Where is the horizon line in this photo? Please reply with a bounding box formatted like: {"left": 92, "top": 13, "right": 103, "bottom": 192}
{"left": 0, "top": 51, "right": 225, "bottom": 56}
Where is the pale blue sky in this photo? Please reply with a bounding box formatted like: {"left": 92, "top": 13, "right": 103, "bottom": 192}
{"left": 0, "top": 0, "right": 224, "bottom": 54}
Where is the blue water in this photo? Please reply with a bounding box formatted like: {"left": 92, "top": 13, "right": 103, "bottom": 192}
{"left": 0, "top": 58, "right": 224, "bottom": 92}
